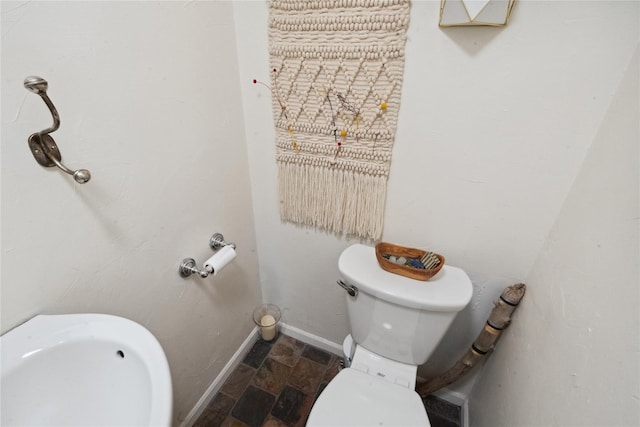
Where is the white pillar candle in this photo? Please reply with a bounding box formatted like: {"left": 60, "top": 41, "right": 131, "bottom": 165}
{"left": 260, "top": 314, "right": 276, "bottom": 341}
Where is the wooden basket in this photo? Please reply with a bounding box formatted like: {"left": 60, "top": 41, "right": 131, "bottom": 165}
{"left": 375, "top": 242, "right": 445, "bottom": 281}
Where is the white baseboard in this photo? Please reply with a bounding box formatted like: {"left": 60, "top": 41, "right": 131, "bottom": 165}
{"left": 179, "top": 328, "right": 259, "bottom": 427}
{"left": 433, "top": 387, "right": 470, "bottom": 427}
{"left": 279, "top": 323, "right": 343, "bottom": 357}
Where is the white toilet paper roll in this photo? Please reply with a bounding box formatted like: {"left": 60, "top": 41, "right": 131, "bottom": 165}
{"left": 203, "top": 245, "right": 236, "bottom": 275}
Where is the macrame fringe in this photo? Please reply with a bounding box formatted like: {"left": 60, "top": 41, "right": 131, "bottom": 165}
{"left": 278, "top": 162, "right": 386, "bottom": 240}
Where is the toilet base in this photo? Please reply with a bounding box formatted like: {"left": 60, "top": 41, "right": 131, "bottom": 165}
{"left": 341, "top": 334, "right": 355, "bottom": 368}
{"left": 342, "top": 335, "right": 419, "bottom": 389}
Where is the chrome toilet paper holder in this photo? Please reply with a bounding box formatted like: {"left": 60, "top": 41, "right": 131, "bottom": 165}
{"left": 209, "top": 233, "right": 236, "bottom": 251}
{"left": 179, "top": 233, "right": 236, "bottom": 278}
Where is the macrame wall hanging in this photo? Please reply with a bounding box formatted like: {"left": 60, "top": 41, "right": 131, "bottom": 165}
{"left": 265, "top": 0, "right": 410, "bottom": 240}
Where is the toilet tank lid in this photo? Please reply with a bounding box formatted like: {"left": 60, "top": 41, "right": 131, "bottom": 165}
{"left": 338, "top": 244, "right": 473, "bottom": 311}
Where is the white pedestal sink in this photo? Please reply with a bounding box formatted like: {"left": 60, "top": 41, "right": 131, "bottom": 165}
{"left": 1, "top": 313, "right": 173, "bottom": 426}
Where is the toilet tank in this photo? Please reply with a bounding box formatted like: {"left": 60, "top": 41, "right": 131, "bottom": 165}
{"left": 338, "top": 244, "right": 473, "bottom": 365}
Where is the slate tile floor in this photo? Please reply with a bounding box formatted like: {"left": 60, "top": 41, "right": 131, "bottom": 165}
{"left": 194, "top": 334, "right": 461, "bottom": 427}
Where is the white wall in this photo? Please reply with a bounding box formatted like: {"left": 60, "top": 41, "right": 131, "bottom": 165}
{"left": 1, "top": 2, "right": 261, "bottom": 424}
{"left": 2, "top": 1, "right": 638, "bottom": 425}
{"left": 470, "top": 47, "right": 639, "bottom": 426}
{"left": 234, "top": 0, "right": 639, "bottom": 394}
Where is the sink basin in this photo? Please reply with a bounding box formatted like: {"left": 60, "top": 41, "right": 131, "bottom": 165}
{"left": 1, "top": 313, "right": 172, "bottom": 426}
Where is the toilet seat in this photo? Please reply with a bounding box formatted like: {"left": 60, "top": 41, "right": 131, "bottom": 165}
{"left": 306, "top": 368, "right": 430, "bottom": 426}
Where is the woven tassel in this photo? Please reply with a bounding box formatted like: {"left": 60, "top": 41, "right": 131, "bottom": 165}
{"left": 278, "top": 161, "right": 386, "bottom": 240}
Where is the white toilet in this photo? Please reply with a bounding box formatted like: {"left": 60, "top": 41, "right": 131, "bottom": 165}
{"left": 306, "top": 244, "right": 473, "bottom": 426}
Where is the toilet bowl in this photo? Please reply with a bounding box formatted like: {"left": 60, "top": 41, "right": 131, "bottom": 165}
{"left": 306, "top": 244, "right": 473, "bottom": 426}
{"left": 307, "top": 366, "right": 428, "bottom": 426}
{"left": 307, "top": 344, "right": 428, "bottom": 426}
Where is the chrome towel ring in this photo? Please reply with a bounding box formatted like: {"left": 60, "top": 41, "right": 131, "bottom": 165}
{"left": 23, "top": 76, "right": 91, "bottom": 183}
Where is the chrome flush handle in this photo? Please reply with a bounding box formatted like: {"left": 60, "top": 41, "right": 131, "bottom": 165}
{"left": 337, "top": 280, "right": 358, "bottom": 297}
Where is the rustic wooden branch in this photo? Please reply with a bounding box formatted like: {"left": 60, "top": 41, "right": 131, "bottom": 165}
{"left": 416, "top": 283, "right": 526, "bottom": 397}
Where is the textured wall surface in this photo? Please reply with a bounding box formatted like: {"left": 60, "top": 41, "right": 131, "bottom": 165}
{"left": 470, "top": 47, "right": 639, "bottom": 426}
{"left": 1, "top": 2, "right": 261, "bottom": 424}
{"left": 234, "top": 0, "right": 639, "bottom": 396}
